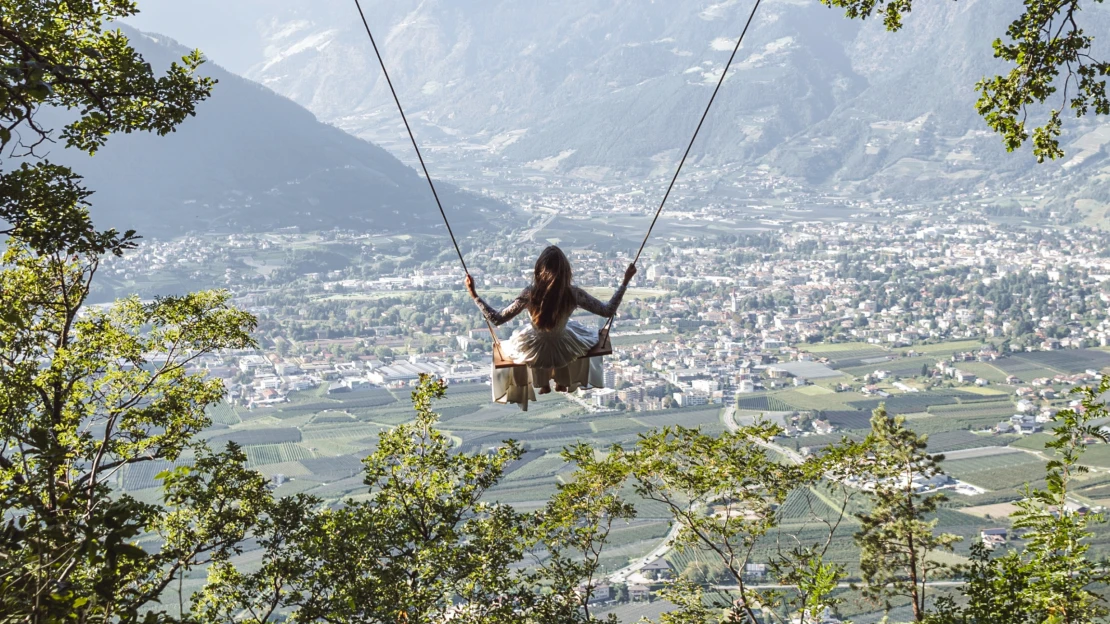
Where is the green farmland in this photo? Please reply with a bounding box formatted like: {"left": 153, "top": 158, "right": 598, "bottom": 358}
{"left": 129, "top": 339, "right": 1110, "bottom": 623}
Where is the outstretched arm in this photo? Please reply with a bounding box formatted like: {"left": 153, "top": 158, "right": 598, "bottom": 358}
{"left": 467, "top": 277, "right": 530, "bottom": 326}
{"left": 574, "top": 263, "right": 637, "bottom": 318}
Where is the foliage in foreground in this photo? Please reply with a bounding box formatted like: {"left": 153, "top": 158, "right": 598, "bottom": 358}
{"left": 7, "top": 327, "right": 1110, "bottom": 624}
{"left": 0, "top": 3, "right": 242, "bottom": 621}
{"left": 822, "top": 0, "right": 1109, "bottom": 161}
{"left": 0, "top": 237, "right": 265, "bottom": 623}
{"left": 187, "top": 374, "right": 661, "bottom": 624}
{"left": 0, "top": 0, "right": 214, "bottom": 258}
{"left": 3, "top": 2, "right": 1110, "bottom": 623}
{"left": 933, "top": 378, "right": 1110, "bottom": 624}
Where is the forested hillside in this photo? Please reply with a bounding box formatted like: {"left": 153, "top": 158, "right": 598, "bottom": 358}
{"left": 42, "top": 27, "right": 510, "bottom": 237}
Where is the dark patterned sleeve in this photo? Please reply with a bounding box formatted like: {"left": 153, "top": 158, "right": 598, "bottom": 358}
{"left": 472, "top": 287, "right": 531, "bottom": 326}
{"left": 573, "top": 281, "right": 628, "bottom": 319}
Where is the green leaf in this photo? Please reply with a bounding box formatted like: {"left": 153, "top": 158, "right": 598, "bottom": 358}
{"left": 25, "top": 81, "right": 52, "bottom": 100}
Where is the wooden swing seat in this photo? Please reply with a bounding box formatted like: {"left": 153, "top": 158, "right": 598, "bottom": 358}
{"left": 492, "top": 326, "right": 612, "bottom": 370}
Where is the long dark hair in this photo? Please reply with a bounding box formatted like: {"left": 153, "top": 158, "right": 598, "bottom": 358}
{"left": 529, "top": 246, "right": 576, "bottom": 331}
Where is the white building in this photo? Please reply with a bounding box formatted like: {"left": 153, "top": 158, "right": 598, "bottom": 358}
{"left": 594, "top": 388, "right": 617, "bottom": 407}
{"left": 674, "top": 391, "right": 709, "bottom": 407}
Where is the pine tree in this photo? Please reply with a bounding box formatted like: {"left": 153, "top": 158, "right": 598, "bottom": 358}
{"left": 854, "top": 406, "right": 961, "bottom": 621}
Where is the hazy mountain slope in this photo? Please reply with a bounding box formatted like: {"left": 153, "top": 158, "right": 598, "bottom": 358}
{"left": 124, "top": 0, "right": 1110, "bottom": 195}
{"left": 763, "top": 0, "right": 1040, "bottom": 191}
{"left": 234, "top": 0, "right": 867, "bottom": 173}
{"left": 52, "top": 27, "right": 507, "bottom": 237}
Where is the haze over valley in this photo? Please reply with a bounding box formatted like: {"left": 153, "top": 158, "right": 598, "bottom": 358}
{"left": 7, "top": 1, "right": 1110, "bottom": 622}
{"left": 125, "top": 0, "right": 1110, "bottom": 215}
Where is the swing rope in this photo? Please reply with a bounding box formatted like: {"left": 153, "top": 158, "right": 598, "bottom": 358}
{"left": 355, "top": 0, "right": 507, "bottom": 348}
{"left": 599, "top": 0, "right": 763, "bottom": 342}
{"left": 354, "top": 0, "right": 469, "bottom": 275}
{"left": 353, "top": 0, "right": 764, "bottom": 359}
{"left": 633, "top": 0, "right": 763, "bottom": 266}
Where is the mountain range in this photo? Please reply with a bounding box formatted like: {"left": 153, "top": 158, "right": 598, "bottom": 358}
{"left": 48, "top": 26, "right": 508, "bottom": 238}
{"left": 125, "top": 0, "right": 1110, "bottom": 205}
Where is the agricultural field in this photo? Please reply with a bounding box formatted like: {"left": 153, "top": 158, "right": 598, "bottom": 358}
{"left": 781, "top": 433, "right": 863, "bottom": 451}
{"left": 797, "top": 342, "right": 901, "bottom": 369}
{"left": 924, "top": 431, "right": 1012, "bottom": 453}
{"left": 985, "top": 349, "right": 1110, "bottom": 380}
{"left": 1007, "top": 349, "right": 1110, "bottom": 375}
{"left": 960, "top": 502, "right": 1021, "bottom": 519}
{"left": 957, "top": 385, "right": 1008, "bottom": 396}
{"left": 744, "top": 372, "right": 1020, "bottom": 437}
{"left": 831, "top": 354, "right": 899, "bottom": 369}
{"left": 775, "top": 387, "right": 855, "bottom": 411}
{"left": 799, "top": 342, "right": 888, "bottom": 357}
{"left": 635, "top": 407, "right": 723, "bottom": 431}
{"left": 121, "top": 458, "right": 192, "bottom": 491}
{"left": 952, "top": 362, "right": 1010, "bottom": 383}
{"left": 1071, "top": 473, "right": 1110, "bottom": 503}
{"left": 901, "top": 340, "right": 987, "bottom": 356}
{"left": 590, "top": 417, "right": 648, "bottom": 434}
{"left": 596, "top": 600, "right": 677, "bottom": 624}
{"left": 139, "top": 377, "right": 729, "bottom": 578}
{"left": 1007, "top": 433, "right": 1110, "bottom": 469}
{"left": 822, "top": 410, "right": 875, "bottom": 430}
{"left": 928, "top": 399, "right": 1014, "bottom": 419}
{"left": 791, "top": 385, "right": 837, "bottom": 397}
{"left": 736, "top": 394, "right": 796, "bottom": 412}
{"left": 502, "top": 451, "right": 566, "bottom": 482}
{"left": 942, "top": 450, "right": 1046, "bottom": 491}
{"left": 244, "top": 443, "right": 315, "bottom": 469}
{"left": 1070, "top": 444, "right": 1110, "bottom": 468}
{"left": 848, "top": 393, "right": 958, "bottom": 414}
{"left": 206, "top": 402, "right": 241, "bottom": 426}
{"left": 207, "top": 427, "right": 302, "bottom": 447}
{"left": 839, "top": 357, "right": 932, "bottom": 379}
{"left": 663, "top": 484, "right": 868, "bottom": 584}
{"left": 267, "top": 386, "right": 401, "bottom": 421}
{"left": 1008, "top": 432, "right": 1055, "bottom": 452}
{"left": 990, "top": 358, "right": 1064, "bottom": 381}
{"left": 611, "top": 332, "right": 673, "bottom": 347}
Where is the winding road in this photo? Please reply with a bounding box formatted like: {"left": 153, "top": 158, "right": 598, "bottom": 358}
{"left": 722, "top": 405, "right": 804, "bottom": 465}
{"left": 607, "top": 519, "right": 684, "bottom": 584}
{"left": 519, "top": 212, "right": 556, "bottom": 244}
{"left": 606, "top": 406, "right": 770, "bottom": 584}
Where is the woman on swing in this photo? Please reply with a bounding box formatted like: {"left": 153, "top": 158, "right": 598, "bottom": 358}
{"left": 466, "top": 245, "right": 637, "bottom": 409}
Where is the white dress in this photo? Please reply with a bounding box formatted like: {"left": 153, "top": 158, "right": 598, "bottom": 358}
{"left": 472, "top": 283, "right": 629, "bottom": 411}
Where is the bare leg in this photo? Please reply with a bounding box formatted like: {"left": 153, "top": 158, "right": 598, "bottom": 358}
{"left": 538, "top": 373, "right": 553, "bottom": 394}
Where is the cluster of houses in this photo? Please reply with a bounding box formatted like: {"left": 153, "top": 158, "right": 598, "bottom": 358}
{"left": 993, "top": 398, "right": 1072, "bottom": 435}
{"left": 571, "top": 557, "right": 676, "bottom": 605}
{"left": 996, "top": 414, "right": 1044, "bottom": 435}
